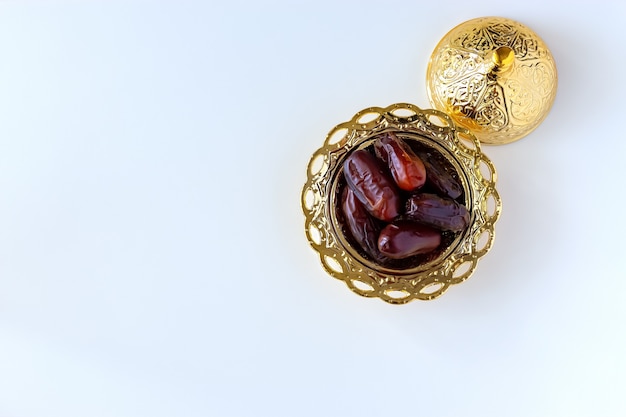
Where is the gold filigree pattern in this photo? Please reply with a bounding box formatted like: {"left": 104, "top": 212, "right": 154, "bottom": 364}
{"left": 302, "top": 104, "right": 501, "bottom": 304}
{"left": 427, "top": 17, "right": 557, "bottom": 144}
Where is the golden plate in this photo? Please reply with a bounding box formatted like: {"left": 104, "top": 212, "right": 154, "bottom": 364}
{"left": 301, "top": 103, "right": 501, "bottom": 304}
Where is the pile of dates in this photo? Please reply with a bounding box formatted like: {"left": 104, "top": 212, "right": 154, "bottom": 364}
{"left": 339, "top": 132, "right": 469, "bottom": 268}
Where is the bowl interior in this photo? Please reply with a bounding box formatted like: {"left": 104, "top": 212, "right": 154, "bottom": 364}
{"left": 328, "top": 130, "right": 473, "bottom": 275}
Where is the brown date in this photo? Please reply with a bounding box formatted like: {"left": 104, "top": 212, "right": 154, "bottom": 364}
{"left": 341, "top": 187, "right": 387, "bottom": 262}
{"left": 374, "top": 132, "right": 426, "bottom": 191}
{"left": 343, "top": 150, "right": 400, "bottom": 222}
{"left": 418, "top": 152, "right": 462, "bottom": 200}
{"left": 378, "top": 221, "right": 441, "bottom": 259}
{"left": 405, "top": 193, "right": 469, "bottom": 232}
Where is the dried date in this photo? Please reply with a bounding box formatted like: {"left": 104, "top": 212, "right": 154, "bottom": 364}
{"left": 374, "top": 132, "right": 426, "bottom": 191}
{"left": 343, "top": 150, "right": 400, "bottom": 222}
{"left": 341, "top": 187, "right": 387, "bottom": 263}
{"left": 378, "top": 221, "right": 441, "bottom": 259}
{"left": 418, "top": 152, "right": 462, "bottom": 200}
{"left": 405, "top": 193, "right": 469, "bottom": 232}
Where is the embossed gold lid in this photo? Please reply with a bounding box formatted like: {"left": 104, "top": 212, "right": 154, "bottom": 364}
{"left": 427, "top": 17, "right": 557, "bottom": 144}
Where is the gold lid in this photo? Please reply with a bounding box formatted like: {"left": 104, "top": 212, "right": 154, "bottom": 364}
{"left": 427, "top": 17, "right": 557, "bottom": 144}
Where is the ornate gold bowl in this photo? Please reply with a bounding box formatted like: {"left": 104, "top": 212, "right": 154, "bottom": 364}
{"left": 301, "top": 103, "right": 501, "bottom": 304}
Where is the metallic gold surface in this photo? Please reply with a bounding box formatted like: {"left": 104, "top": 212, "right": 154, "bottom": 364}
{"left": 427, "top": 17, "right": 557, "bottom": 144}
{"left": 302, "top": 103, "right": 501, "bottom": 304}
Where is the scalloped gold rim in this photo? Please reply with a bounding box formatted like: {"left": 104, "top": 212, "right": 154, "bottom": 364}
{"left": 302, "top": 103, "right": 501, "bottom": 304}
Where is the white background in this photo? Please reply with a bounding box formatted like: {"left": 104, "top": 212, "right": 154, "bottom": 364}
{"left": 1, "top": 1, "right": 625, "bottom": 416}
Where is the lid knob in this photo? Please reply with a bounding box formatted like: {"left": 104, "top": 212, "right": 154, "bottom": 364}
{"left": 491, "top": 46, "right": 514, "bottom": 72}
